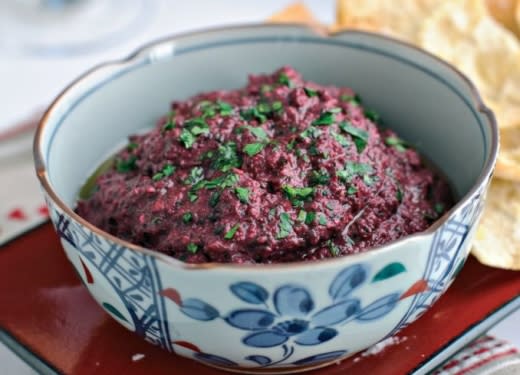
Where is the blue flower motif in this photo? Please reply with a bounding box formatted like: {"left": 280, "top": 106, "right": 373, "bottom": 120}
{"left": 226, "top": 284, "right": 362, "bottom": 348}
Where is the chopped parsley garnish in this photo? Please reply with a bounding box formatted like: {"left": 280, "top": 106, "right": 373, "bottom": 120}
{"left": 312, "top": 110, "right": 339, "bottom": 126}
{"left": 304, "top": 87, "right": 318, "bottom": 97}
{"left": 185, "top": 167, "right": 204, "bottom": 186}
{"left": 193, "top": 173, "right": 238, "bottom": 191}
{"left": 180, "top": 129, "right": 196, "bottom": 148}
{"left": 187, "top": 243, "right": 198, "bottom": 254}
{"left": 435, "top": 203, "right": 445, "bottom": 214}
{"left": 282, "top": 185, "right": 315, "bottom": 205}
{"left": 152, "top": 164, "right": 175, "bottom": 181}
{"left": 305, "top": 211, "right": 316, "bottom": 225}
{"left": 243, "top": 143, "right": 265, "bottom": 157}
{"left": 364, "top": 109, "right": 380, "bottom": 123}
{"left": 162, "top": 111, "right": 176, "bottom": 131}
{"left": 286, "top": 139, "right": 296, "bottom": 151}
{"left": 276, "top": 212, "right": 293, "bottom": 239}
{"left": 340, "top": 93, "right": 362, "bottom": 105}
{"left": 396, "top": 188, "right": 403, "bottom": 202}
{"left": 328, "top": 240, "right": 340, "bottom": 257}
{"left": 188, "top": 191, "right": 198, "bottom": 202}
{"left": 363, "top": 174, "right": 376, "bottom": 186}
{"left": 224, "top": 223, "right": 240, "bottom": 240}
{"left": 185, "top": 117, "right": 209, "bottom": 135}
{"left": 272, "top": 101, "right": 283, "bottom": 111}
{"left": 309, "top": 170, "right": 330, "bottom": 186}
{"left": 209, "top": 191, "right": 221, "bottom": 207}
{"left": 297, "top": 210, "right": 307, "bottom": 222}
{"left": 240, "top": 107, "right": 267, "bottom": 123}
{"left": 127, "top": 142, "right": 138, "bottom": 151}
{"left": 243, "top": 126, "right": 269, "bottom": 142}
{"left": 212, "top": 142, "right": 241, "bottom": 172}
{"left": 278, "top": 72, "right": 292, "bottom": 87}
{"left": 318, "top": 213, "right": 328, "bottom": 225}
{"left": 235, "top": 187, "right": 250, "bottom": 203}
{"left": 308, "top": 142, "right": 321, "bottom": 156}
{"left": 331, "top": 131, "right": 350, "bottom": 147}
{"left": 179, "top": 117, "right": 209, "bottom": 148}
{"left": 339, "top": 121, "right": 369, "bottom": 153}
{"left": 182, "top": 212, "right": 193, "bottom": 224}
{"left": 300, "top": 127, "right": 322, "bottom": 139}
{"left": 337, "top": 162, "right": 373, "bottom": 183}
{"left": 347, "top": 186, "right": 358, "bottom": 195}
{"left": 385, "top": 136, "right": 408, "bottom": 152}
{"left": 217, "top": 101, "right": 234, "bottom": 116}
{"left": 115, "top": 155, "right": 137, "bottom": 173}
{"left": 261, "top": 84, "right": 272, "bottom": 93}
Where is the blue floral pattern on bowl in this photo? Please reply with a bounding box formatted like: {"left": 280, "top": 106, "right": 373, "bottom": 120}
{"left": 173, "top": 263, "right": 407, "bottom": 367}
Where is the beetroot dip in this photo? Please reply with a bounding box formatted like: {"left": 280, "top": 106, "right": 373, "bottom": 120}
{"left": 76, "top": 67, "right": 453, "bottom": 264}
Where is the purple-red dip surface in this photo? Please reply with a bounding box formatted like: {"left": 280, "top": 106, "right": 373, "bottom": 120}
{"left": 76, "top": 67, "right": 453, "bottom": 264}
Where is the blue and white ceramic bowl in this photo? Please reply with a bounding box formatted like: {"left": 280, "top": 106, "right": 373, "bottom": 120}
{"left": 34, "top": 25, "right": 498, "bottom": 373}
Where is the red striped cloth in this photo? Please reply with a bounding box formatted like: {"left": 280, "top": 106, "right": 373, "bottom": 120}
{"left": 433, "top": 335, "right": 520, "bottom": 375}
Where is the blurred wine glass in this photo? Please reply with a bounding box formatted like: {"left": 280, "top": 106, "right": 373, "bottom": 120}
{"left": 0, "top": 0, "right": 153, "bottom": 57}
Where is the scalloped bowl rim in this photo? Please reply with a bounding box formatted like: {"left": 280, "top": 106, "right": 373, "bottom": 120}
{"left": 33, "top": 23, "right": 499, "bottom": 271}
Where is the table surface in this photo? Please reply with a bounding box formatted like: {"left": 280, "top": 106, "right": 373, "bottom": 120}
{"left": 0, "top": 1, "right": 519, "bottom": 374}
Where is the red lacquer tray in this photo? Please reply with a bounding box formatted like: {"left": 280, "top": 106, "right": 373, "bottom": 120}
{"left": 0, "top": 222, "right": 519, "bottom": 374}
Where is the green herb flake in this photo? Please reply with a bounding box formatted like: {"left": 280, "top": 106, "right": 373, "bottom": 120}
{"left": 312, "top": 111, "right": 336, "bottom": 126}
{"left": 187, "top": 243, "right": 198, "bottom": 254}
{"left": 186, "top": 118, "right": 209, "bottom": 136}
{"left": 162, "top": 164, "right": 175, "bottom": 177}
{"left": 152, "top": 172, "right": 163, "bottom": 181}
{"left": 115, "top": 155, "right": 137, "bottom": 173}
{"left": 224, "top": 223, "right": 240, "bottom": 240}
{"left": 328, "top": 240, "right": 340, "bottom": 257}
{"left": 337, "top": 162, "right": 373, "bottom": 183}
{"left": 309, "top": 170, "right": 330, "bottom": 186}
{"left": 340, "top": 93, "right": 362, "bottom": 105}
{"left": 212, "top": 142, "right": 241, "bottom": 172}
{"left": 331, "top": 131, "right": 350, "bottom": 147}
{"left": 278, "top": 72, "right": 292, "bottom": 87}
{"left": 243, "top": 126, "right": 268, "bottom": 142}
{"left": 297, "top": 210, "right": 307, "bottom": 222}
{"left": 339, "top": 121, "right": 369, "bottom": 153}
{"left": 180, "top": 129, "right": 196, "bottom": 148}
{"left": 286, "top": 139, "right": 296, "bottom": 151}
{"left": 304, "top": 87, "right": 318, "bottom": 97}
{"left": 363, "top": 174, "right": 375, "bottom": 186}
{"left": 235, "top": 187, "right": 250, "bottom": 203}
{"left": 209, "top": 191, "right": 221, "bottom": 207}
{"left": 240, "top": 107, "right": 267, "bottom": 124}
{"left": 269, "top": 208, "right": 277, "bottom": 219}
{"left": 364, "top": 109, "right": 380, "bottom": 123}
{"left": 127, "top": 142, "right": 139, "bottom": 151}
{"left": 182, "top": 212, "right": 193, "bottom": 224}
{"left": 435, "top": 203, "right": 445, "bottom": 214}
{"left": 305, "top": 211, "right": 316, "bottom": 225}
{"left": 188, "top": 191, "right": 198, "bottom": 202}
{"left": 243, "top": 143, "right": 265, "bottom": 157}
{"left": 272, "top": 101, "right": 283, "bottom": 111}
{"left": 217, "top": 101, "right": 234, "bottom": 116}
{"left": 185, "top": 167, "right": 204, "bottom": 185}
{"left": 300, "top": 127, "right": 322, "bottom": 139}
{"left": 276, "top": 212, "right": 293, "bottom": 239}
{"left": 261, "top": 84, "right": 273, "bottom": 93}
{"left": 396, "top": 188, "right": 403, "bottom": 203}
{"left": 162, "top": 111, "right": 176, "bottom": 131}
{"left": 347, "top": 186, "right": 358, "bottom": 195}
{"left": 385, "top": 136, "right": 408, "bottom": 152}
{"left": 318, "top": 213, "right": 328, "bottom": 226}
{"left": 282, "top": 185, "right": 315, "bottom": 205}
